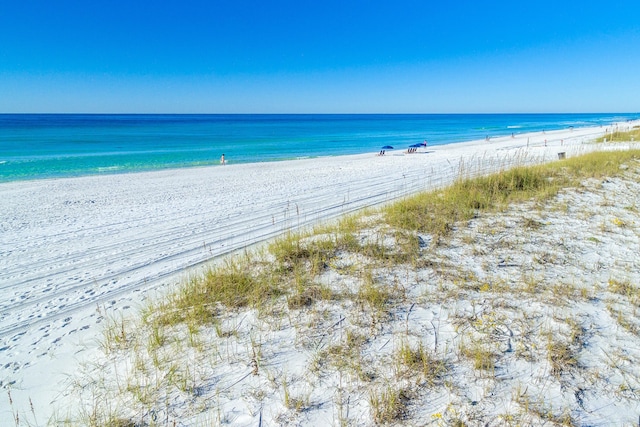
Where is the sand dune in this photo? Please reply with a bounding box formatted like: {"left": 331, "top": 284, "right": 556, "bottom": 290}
{"left": 0, "top": 123, "right": 636, "bottom": 424}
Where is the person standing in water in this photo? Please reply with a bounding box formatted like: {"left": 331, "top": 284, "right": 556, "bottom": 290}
{"left": 220, "top": 153, "right": 226, "bottom": 165}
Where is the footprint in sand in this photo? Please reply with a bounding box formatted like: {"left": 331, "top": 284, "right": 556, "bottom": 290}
{"left": 11, "top": 331, "right": 26, "bottom": 342}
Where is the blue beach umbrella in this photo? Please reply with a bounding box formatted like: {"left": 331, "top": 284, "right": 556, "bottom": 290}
{"left": 409, "top": 143, "right": 422, "bottom": 148}
{"left": 381, "top": 145, "right": 394, "bottom": 150}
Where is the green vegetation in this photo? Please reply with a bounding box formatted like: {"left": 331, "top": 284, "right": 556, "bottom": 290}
{"left": 151, "top": 257, "right": 283, "bottom": 328}
{"left": 140, "top": 150, "right": 640, "bottom": 331}
{"left": 63, "top": 148, "right": 640, "bottom": 426}
{"left": 369, "top": 386, "right": 410, "bottom": 423}
{"left": 395, "top": 341, "right": 448, "bottom": 385}
{"left": 386, "top": 150, "right": 640, "bottom": 237}
{"left": 596, "top": 126, "right": 640, "bottom": 142}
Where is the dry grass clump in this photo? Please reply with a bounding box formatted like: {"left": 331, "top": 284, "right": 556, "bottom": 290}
{"left": 270, "top": 232, "right": 338, "bottom": 274}
{"left": 608, "top": 278, "right": 638, "bottom": 299}
{"left": 369, "top": 386, "right": 411, "bottom": 424}
{"left": 546, "top": 338, "right": 579, "bottom": 378}
{"left": 357, "top": 271, "right": 395, "bottom": 315}
{"left": 514, "top": 390, "right": 579, "bottom": 427}
{"left": 314, "top": 329, "right": 369, "bottom": 378}
{"left": 459, "top": 339, "right": 497, "bottom": 373}
{"left": 395, "top": 341, "right": 447, "bottom": 385}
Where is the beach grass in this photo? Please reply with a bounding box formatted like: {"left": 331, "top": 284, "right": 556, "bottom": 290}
{"left": 596, "top": 126, "right": 640, "bottom": 143}
{"left": 86, "top": 149, "right": 640, "bottom": 351}
{"left": 62, "top": 147, "right": 640, "bottom": 426}
{"left": 385, "top": 149, "right": 640, "bottom": 237}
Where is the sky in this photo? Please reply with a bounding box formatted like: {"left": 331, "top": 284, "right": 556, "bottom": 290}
{"left": 1, "top": 0, "right": 639, "bottom": 113}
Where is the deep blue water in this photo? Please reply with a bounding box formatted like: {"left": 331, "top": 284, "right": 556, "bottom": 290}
{"left": 0, "top": 113, "right": 637, "bottom": 182}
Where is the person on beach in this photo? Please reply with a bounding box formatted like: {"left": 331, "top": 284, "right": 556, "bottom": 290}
{"left": 220, "top": 154, "right": 226, "bottom": 165}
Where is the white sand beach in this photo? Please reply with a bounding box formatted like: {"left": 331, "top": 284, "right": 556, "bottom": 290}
{"left": 1, "top": 123, "right": 639, "bottom": 424}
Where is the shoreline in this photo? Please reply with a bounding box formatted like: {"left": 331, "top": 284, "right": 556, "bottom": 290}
{"left": 1, "top": 121, "right": 638, "bottom": 423}
{"left": 2, "top": 113, "right": 636, "bottom": 185}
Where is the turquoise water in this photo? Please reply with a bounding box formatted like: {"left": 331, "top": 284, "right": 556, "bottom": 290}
{"left": 0, "top": 113, "right": 636, "bottom": 182}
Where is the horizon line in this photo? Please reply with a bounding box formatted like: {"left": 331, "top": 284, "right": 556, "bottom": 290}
{"left": 1, "top": 111, "right": 638, "bottom": 116}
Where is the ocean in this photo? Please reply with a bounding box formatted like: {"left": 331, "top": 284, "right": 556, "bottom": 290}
{"left": 0, "top": 113, "right": 636, "bottom": 183}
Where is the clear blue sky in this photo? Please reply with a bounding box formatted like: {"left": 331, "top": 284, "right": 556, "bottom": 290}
{"left": 1, "top": 0, "right": 639, "bottom": 113}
